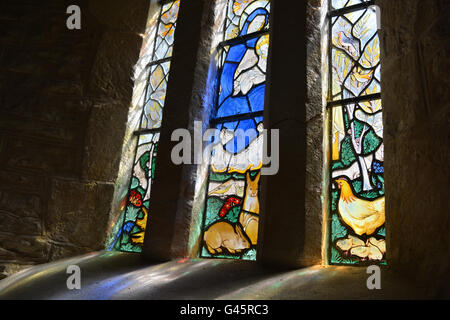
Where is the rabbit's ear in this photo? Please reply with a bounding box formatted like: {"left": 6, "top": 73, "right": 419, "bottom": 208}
{"left": 255, "top": 171, "right": 261, "bottom": 181}
{"left": 235, "top": 224, "right": 245, "bottom": 239}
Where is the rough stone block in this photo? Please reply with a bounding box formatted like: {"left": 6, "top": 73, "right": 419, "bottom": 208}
{"left": 48, "top": 243, "right": 94, "bottom": 262}
{"left": 380, "top": 0, "right": 450, "bottom": 289}
{"left": 1, "top": 136, "right": 81, "bottom": 178}
{"left": 88, "top": 32, "right": 143, "bottom": 103}
{"left": 46, "top": 179, "right": 114, "bottom": 249}
{"left": 0, "top": 234, "right": 50, "bottom": 263}
{"left": 82, "top": 102, "right": 129, "bottom": 182}
{"left": 32, "top": 96, "right": 90, "bottom": 125}
{"left": 89, "top": 0, "right": 150, "bottom": 34}
{"left": 0, "top": 210, "right": 41, "bottom": 236}
{"left": 0, "top": 262, "right": 34, "bottom": 280}
{"left": 0, "top": 169, "right": 47, "bottom": 197}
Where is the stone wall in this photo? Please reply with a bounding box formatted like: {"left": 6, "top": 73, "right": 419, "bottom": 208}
{"left": 304, "top": 0, "right": 326, "bottom": 266}
{"left": 0, "top": 0, "right": 149, "bottom": 278}
{"left": 379, "top": 0, "right": 450, "bottom": 295}
{"left": 1, "top": 0, "right": 448, "bottom": 294}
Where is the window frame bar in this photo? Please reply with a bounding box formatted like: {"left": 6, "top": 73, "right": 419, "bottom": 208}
{"left": 158, "top": 0, "right": 175, "bottom": 6}
{"left": 218, "top": 28, "right": 269, "bottom": 48}
{"left": 328, "top": 0, "right": 375, "bottom": 18}
{"left": 210, "top": 110, "right": 265, "bottom": 125}
{"left": 145, "top": 56, "right": 172, "bottom": 70}
{"left": 326, "top": 93, "right": 381, "bottom": 108}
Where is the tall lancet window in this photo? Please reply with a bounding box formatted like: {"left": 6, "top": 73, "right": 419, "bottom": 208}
{"left": 110, "top": 0, "right": 180, "bottom": 252}
{"left": 200, "top": 0, "right": 271, "bottom": 260}
{"left": 326, "top": 0, "right": 386, "bottom": 264}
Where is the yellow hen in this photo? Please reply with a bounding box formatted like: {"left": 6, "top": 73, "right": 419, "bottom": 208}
{"left": 335, "top": 178, "right": 385, "bottom": 236}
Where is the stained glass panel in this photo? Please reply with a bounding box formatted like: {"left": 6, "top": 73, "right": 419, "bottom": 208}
{"left": 152, "top": 0, "right": 180, "bottom": 61}
{"left": 202, "top": 119, "right": 263, "bottom": 260}
{"left": 110, "top": 1, "right": 180, "bottom": 252}
{"left": 330, "top": 102, "right": 385, "bottom": 264}
{"left": 211, "top": 118, "right": 263, "bottom": 172}
{"left": 200, "top": 0, "right": 270, "bottom": 260}
{"left": 141, "top": 61, "right": 171, "bottom": 129}
{"left": 331, "top": 8, "right": 380, "bottom": 101}
{"left": 328, "top": 1, "right": 385, "bottom": 265}
{"left": 111, "top": 133, "right": 159, "bottom": 252}
{"left": 216, "top": 34, "right": 268, "bottom": 118}
{"left": 225, "top": 0, "right": 270, "bottom": 40}
{"left": 201, "top": 169, "right": 260, "bottom": 261}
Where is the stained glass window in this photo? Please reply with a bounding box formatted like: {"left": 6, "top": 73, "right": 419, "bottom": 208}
{"left": 110, "top": 0, "right": 180, "bottom": 252}
{"left": 326, "top": 0, "right": 386, "bottom": 264}
{"left": 199, "top": 0, "right": 270, "bottom": 260}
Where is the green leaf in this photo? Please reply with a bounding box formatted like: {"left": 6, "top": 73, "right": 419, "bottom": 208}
{"left": 331, "top": 214, "right": 347, "bottom": 242}
{"left": 362, "top": 129, "right": 382, "bottom": 155}
{"left": 139, "top": 152, "right": 150, "bottom": 173}
{"left": 377, "top": 226, "right": 386, "bottom": 237}
{"left": 340, "top": 137, "right": 357, "bottom": 166}
{"left": 130, "top": 177, "right": 140, "bottom": 189}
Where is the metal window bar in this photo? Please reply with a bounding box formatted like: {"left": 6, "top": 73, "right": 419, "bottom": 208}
{"left": 210, "top": 110, "right": 265, "bottom": 125}
{"left": 328, "top": 0, "right": 375, "bottom": 18}
{"left": 144, "top": 56, "right": 172, "bottom": 70}
{"left": 133, "top": 128, "right": 162, "bottom": 136}
{"left": 218, "top": 28, "right": 269, "bottom": 48}
{"left": 326, "top": 93, "right": 381, "bottom": 108}
{"left": 158, "top": 0, "right": 175, "bottom": 6}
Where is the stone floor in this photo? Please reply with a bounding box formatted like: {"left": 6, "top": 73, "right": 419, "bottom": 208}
{"left": 0, "top": 251, "right": 433, "bottom": 300}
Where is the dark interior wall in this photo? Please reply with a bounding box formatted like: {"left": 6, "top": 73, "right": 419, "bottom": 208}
{"left": 0, "top": 0, "right": 149, "bottom": 278}
{"left": 380, "top": 0, "right": 450, "bottom": 294}
{"left": 0, "top": 0, "right": 448, "bottom": 292}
